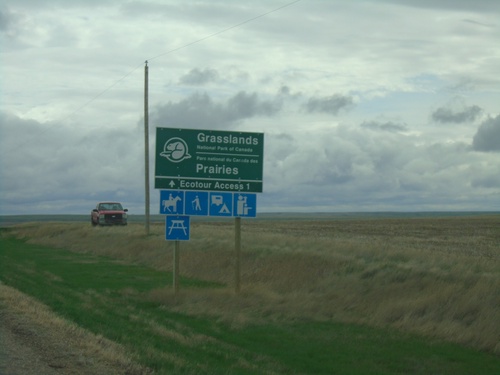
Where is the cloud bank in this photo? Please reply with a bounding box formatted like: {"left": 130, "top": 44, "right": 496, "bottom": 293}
{"left": 1, "top": 0, "right": 499, "bottom": 215}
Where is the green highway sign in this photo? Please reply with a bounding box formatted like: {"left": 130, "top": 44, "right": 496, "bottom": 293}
{"left": 155, "top": 128, "right": 264, "bottom": 192}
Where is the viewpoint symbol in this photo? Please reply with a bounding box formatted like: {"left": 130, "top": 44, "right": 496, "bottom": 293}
{"left": 160, "top": 137, "right": 191, "bottom": 163}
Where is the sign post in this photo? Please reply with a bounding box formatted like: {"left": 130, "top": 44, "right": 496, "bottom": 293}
{"left": 164, "top": 215, "right": 190, "bottom": 295}
{"left": 173, "top": 241, "right": 180, "bottom": 295}
{"left": 156, "top": 127, "right": 264, "bottom": 294}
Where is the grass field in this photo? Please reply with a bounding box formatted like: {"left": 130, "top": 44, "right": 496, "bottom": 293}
{"left": 1, "top": 214, "right": 499, "bottom": 373}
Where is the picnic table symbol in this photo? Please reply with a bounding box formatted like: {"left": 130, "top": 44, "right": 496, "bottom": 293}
{"left": 168, "top": 219, "right": 187, "bottom": 235}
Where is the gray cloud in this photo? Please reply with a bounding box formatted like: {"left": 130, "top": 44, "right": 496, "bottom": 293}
{"left": 0, "top": 10, "right": 10, "bottom": 32}
{"left": 472, "top": 174, "right": 500, "bottom": 189}
{"left": 432, "top": 104, "right": 482, "bottom": 124}
{"left": 462, "top": 19, "right": 494, "bottom": 28}
{"left": 262, "top": 123, "right": 500, "bottom": 212}
{"left": 379, "top": 0, "right": 500, "bottom": 12}
{"left": 2, "top": 0, "right": 499, "bottom": 214}
{"left": 0, "top": 7, "right": 18, "bottom": 35}
{"left": 9, "top": 0, "right": 115, "bottom": 9}
{"left": 276, "top": 85, "right": 303, "bottom": 102}
{"left": 472, "top": 115, "right": 500, "bottom": 152}
{"left": 278, "top": 85, "right": 297, "bottom": 97}
{"left": 179, "top": 68, "right": 219, "bottom": 85}
{"left": 305, "top": 94, "right": 354, "bottom": 115}
{"left": 0, "top": 111, "right": 144, "bottom": 214}
{"left": 152, "top": 91, "right": 283, "bottom": 130}
{"left": 360, "top": 120, "right": 408, "bottom": 132}
{"left": 228, "top": 91, "right": 281, "bottom": 118}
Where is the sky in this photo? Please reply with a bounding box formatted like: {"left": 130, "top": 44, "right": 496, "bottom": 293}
{"left": 1, "top": 0, "right": 500, "bottom": 215}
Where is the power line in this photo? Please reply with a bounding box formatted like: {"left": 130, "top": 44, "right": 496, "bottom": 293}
{"left": 1, "top": 0, "right": 302, "bottom": 157}
{"left": 72, "top": 0, "right": 303, "bottom": 116}
{"left": 147, "top": 0, "right": 302, "bottom": 62}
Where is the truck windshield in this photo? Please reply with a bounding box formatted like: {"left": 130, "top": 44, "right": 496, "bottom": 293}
{"left": 99, "top": 203, "right": 123, "bottom": 210}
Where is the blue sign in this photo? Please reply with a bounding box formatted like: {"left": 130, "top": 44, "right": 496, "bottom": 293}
{"left": 209, "top": 192, "right": 233, "bottom": 217}
{"left": 165, "top": 215, "right": 190, "bottom": 241}
{"left": 184, "top": 191, "right": 209, "bottom": 216}
{"left": 160, "top": 190, "right": 184, "bottom": 214}
{"left": 233, "top": 193, "right": 257, "bottom": 217}
{"left": 160, "top": 190, "right": 257, "bottom": 218}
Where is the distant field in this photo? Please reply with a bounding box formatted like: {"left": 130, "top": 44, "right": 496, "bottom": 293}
{"left": 1, "top": 211, "right": 498, "bottom": 226}
{"left": 1, "top": 214, "right": 499, "bottom": 373}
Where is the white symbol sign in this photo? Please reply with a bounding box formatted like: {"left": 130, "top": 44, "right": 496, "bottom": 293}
{"left": 160, "top": 190, "right": 256, "bottom": 217}
{"left": 169, "top": 219, "right": 187, "bottom": 235}
{"left": 236, "top": 194, "right": 251, "bottom": 215}
{"left": 184, "top": 191, "right": 208, "bottom": 216}
{"left": 160, "top": 190, "right": 184, "bottom": 214}
{"left": 160, "top": 137, "right": 191, "bottom": 163}
{"left": 233, "top": 193, "right": 257, "bottom": 217}
{"left": 192, "top": 195, "right": 202, "bottom": 211}
{"left": 209, "top": 192, "right": 232, "bottom": 216}
{"left": 163, "top": 194, "right": 181, "bottom": 213}
{"left": 165, "top": 215, "right": 190, "bottom": 241}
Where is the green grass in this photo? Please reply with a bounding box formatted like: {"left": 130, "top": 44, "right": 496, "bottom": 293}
{"left": 1, "top": 232, "right": 499, "bottom": 374}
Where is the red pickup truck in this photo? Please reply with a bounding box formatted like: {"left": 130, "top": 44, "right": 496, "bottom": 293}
{"left": 91, "top": 202, "right": 128, "bottom": 226}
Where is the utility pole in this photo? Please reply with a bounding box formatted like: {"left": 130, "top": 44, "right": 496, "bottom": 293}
{"left": 235, "top": 217, "right": 241, "bottom": 293}
{"left": 144, "top": 61, "right": 150, "bottom": 235}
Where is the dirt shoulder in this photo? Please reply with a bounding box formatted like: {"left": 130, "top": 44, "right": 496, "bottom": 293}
{"left": 0, "top": 282, "right": 150, "bottom": 375}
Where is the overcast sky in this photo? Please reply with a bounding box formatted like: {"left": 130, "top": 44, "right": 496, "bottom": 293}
{"left": 1, "top": 0, "right": 499, "bottom": 215}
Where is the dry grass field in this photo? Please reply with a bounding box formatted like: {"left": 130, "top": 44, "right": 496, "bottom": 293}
{"left": 0, "top": 282, "right": 148, "bottom": 374}
{"left": 7, "top": 215, "right": 500, "bottom": 355}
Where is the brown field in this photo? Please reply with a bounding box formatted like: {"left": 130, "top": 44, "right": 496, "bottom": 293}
{"left": 6, "top": 215, "right": 500, "bottom": 354}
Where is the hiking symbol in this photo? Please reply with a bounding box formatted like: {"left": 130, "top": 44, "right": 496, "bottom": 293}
{"left": 192, "top": 195, "right": 201, "bottom": 211}
{"left": 184, "top": 191, "right": 208, "bottom": 216}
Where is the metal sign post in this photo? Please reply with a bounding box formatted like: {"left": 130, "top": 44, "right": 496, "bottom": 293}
{"left": 165, "top": 216, "right": 190, "bottom": 294}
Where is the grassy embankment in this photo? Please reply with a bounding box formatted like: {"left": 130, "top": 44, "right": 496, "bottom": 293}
{"left": 1, "top": 216, "right": 499, "bottom": 373}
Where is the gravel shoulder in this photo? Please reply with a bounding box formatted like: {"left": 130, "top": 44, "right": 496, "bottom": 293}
{"left": 0, "top": 314, "right": 63, "bottom": 375}
{"left": 0, "top": 283, "right": 150, "bottom": 375}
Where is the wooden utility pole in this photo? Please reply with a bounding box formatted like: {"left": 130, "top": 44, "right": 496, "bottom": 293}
{"left": 144, "top": 61, "right": 150, "bottom": 235}
{"left": 235, "top": 217, "right": 241, "bottom": 293}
